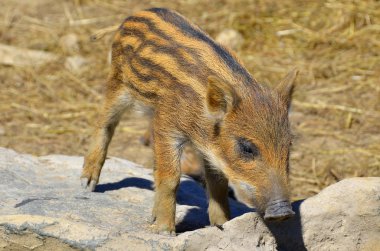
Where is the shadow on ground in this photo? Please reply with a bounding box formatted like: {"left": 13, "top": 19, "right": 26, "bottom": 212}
{"left": 95, "top": 177, "right": 153, "bottom": 192}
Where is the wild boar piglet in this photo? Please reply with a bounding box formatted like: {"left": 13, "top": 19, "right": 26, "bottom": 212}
{"left": 81, "top": 8, "right": 298, "bottom": 234}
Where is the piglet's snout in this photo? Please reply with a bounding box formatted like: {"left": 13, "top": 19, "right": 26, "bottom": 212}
{"left": 264, "top": 199, "right": 295, "bottom": 222}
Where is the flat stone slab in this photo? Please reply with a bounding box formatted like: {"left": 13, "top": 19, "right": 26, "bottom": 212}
{"left": 0, "top": 147, "right": 379, "bottom": 250}
{"left": 0, "top": 44, "right": 59, "bottom": 67}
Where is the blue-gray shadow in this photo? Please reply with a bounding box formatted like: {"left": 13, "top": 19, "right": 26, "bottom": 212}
{"left": 95, "top": 177, "right": 153, "bottom": 192}
{"left": 176, "top": 179, "right": 254, "bottom": 232}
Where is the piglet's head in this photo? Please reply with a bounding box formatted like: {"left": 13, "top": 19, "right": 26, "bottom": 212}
{"left": 205, "top": 69, "right": 298, "bottom": 221}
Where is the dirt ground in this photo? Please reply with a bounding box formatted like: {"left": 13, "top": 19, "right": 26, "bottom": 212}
{"left": 0, "top": 0, "right": 379, "bottom": 202}
{"left": 0, "top": 228, "right": 80, "bottom": 251}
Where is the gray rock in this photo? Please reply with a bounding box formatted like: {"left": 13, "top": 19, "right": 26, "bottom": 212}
{"left": 64, "top": 55, "right": 89, "bottom": 73}
{"left": 215, "top": 29, "right": 244, "bottom": 51}
{"left": 59, "top": 33, "right": 80, "bottom": 55}
{"left": 0, "top": 44, "right": 58, "bottom": 67}
{"left": 0, "top": 147, "right": 379, "bottom": 250}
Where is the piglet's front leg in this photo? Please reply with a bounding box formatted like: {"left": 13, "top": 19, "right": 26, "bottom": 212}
{"left": 150, "top": 124, "right": 182, "bottom": 236}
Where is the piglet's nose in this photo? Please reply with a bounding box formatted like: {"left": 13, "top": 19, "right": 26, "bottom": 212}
{"left": 264, "top": 199, "right": 295, "bottom": 222}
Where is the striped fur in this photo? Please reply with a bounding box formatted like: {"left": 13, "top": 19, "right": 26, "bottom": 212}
{"left": 113, "top": 8, "right": 253, "bottom": 104}
{"left": 81, "top": 8, "right": 298, "bottom": 234}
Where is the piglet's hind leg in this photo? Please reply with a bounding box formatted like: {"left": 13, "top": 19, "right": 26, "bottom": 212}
{"left": 81, "top": 81, "right": 132, "bottom": 192}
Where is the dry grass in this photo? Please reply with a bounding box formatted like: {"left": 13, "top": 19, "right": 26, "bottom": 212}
{"left": 0, "top": 0, "right": 379, "bottom": 200}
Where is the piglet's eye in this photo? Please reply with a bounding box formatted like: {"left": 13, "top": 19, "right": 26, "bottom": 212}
{"left": 236, "top": 138, "right": 260, "bottom": 160}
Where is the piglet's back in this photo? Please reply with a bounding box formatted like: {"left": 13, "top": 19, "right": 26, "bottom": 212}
{"left": 110, "top": 8, "right": 253, "bottom": 106}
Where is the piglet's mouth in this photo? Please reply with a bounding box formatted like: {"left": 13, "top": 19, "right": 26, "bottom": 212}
{"left": 264, "top": 199, "right": 295, "bottom": 222}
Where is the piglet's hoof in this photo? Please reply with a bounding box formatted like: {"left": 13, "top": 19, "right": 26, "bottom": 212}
{"left": 149, "top": 224, "right": 176, "bottom": 237}
{"left": 147, "top": 215, "right": 156, "bottom": 224}
{"left": 80, "top": 178, "right": 97, "bottom": 192}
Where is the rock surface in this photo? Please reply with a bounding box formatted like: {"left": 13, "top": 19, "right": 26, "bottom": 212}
{"left": 0, "top": 147, "right": 379, "bottom": 250}
{"left": 215, "top": 29, "right": 244, "bottom": 51}
{"left": 64, "top": 55, "right": 89, "bottom": 73}
{"left": 59, "top": 33, "right": 80, "bottom": 55}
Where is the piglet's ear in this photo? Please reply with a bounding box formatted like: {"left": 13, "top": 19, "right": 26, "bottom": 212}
{"left": 206, "top": 76, "right": 239, "bottom": 120}
{"left": 276, "top": 69, "right": 298, "bottom": 109}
